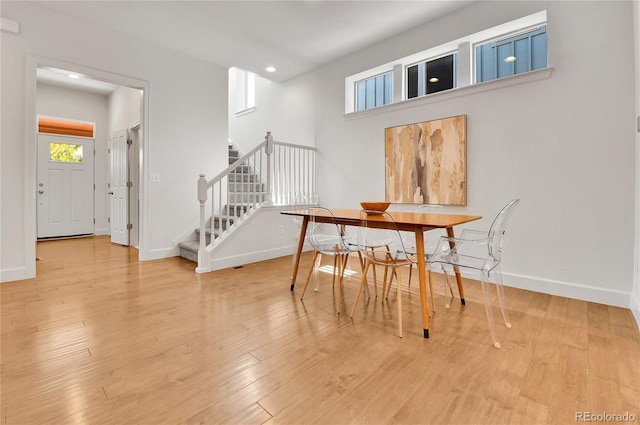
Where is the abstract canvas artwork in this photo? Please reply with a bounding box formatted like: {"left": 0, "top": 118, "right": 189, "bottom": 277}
{"left": 385, "top": 115, "right": 466, "bottom": 205}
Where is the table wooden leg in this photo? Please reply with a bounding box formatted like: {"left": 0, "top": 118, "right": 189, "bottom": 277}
{"left": 290, "top": 216, "right": 309, "bottom": 291}
{"left": 446, "top": 226, "right": 466, "bottom": 305}
{"left": 415, "top": 230, "right": 430, "bottom": 338}
{"left": 335, "top": 253, "right": 349, "bottom": 314}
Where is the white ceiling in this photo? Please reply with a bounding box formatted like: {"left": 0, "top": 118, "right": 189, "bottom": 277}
{"left": 32, "top": 0, "right": 474, "bottom": 91}
{"left": 37, "top": 67, "right": 119, "bottom": 95}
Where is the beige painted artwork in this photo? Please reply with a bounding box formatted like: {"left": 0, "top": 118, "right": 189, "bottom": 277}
{"left": 385, "top": 115, "right": 466, "bottom": 205}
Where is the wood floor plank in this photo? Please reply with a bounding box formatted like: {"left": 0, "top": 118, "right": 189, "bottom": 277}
{"left": 220, "top": 402, "right": 272, "bottom": 425}
{"left": 1, "top": 236, "right": 638, "bottom": 425}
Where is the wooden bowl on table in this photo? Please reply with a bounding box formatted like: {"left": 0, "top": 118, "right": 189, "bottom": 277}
{"left": 360, "top": 201, "right": 391, "bottom": 215}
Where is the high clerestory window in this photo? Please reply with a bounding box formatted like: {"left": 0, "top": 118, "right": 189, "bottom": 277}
{"left": 475, "top": 25, "right": 547, "bottom": 83}
{"left": 355, "top": 71, "right": 393, "bottom": 112}
{"left": 407, "top": 52, "right": 458, "bottom": 99}
{"left": 234, "top": 68, "right": 256, "bottom": 115}
{"left": 344, "top": 11, "right": 548, "bottom": 114}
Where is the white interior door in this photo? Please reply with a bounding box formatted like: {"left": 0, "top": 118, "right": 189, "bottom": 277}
{"left": 110, "top": 130, "right": 129, "bottom": 245}
{"left": 37, "top": 134, "right": 95, "bottom": 238}
{"left": 128, "top": 124, "right": 140, "bottom": 248}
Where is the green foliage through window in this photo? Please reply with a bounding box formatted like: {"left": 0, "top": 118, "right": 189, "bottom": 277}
{"left": 50, "top": 142, "right": 83, "bottom": 163}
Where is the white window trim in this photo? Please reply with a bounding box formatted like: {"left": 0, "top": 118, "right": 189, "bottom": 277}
{"left": 234, "top": 68, "right": 256, "bottom": 116}
{"left": 344, "top": 67, "right": 553, "bottom": 121}
{"left": 344, "top": 10, "right": 547, "bottom": 115}
{"left": 235, "top": 106, "right": 256, "bottom": 117}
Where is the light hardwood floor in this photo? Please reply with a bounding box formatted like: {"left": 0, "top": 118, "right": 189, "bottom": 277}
{"left": 1, "top": 236, "right": 639, "bottom": 425}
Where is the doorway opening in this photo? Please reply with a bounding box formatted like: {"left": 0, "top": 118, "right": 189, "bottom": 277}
{"left": 26, "top": 56, "right": 149, "bottom": 279}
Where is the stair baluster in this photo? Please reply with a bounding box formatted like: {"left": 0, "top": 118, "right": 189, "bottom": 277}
{"left": 181, "top": 132, "right": 317, "bottom": 272}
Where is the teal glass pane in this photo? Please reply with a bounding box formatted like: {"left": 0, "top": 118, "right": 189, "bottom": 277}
{"left": 531, "top": 29, "right": 547, "bottom": 70}
{"left": 497, "top": 43, "right": 514, "bottom": 78}
{"left": 356, "top": 81, "right": 366, "bottom": 111}
{"left": 365, "top": 79, "right": 375, "bottom": 109}
{"left": 383, "top": 72, "right": 392, "bottom": 104}
{"left": 514, "top": 38, "right": 530, "bottom": 74}
{"left": 375, "top": 75, "right": 384, "bottom": 106}
{"left": 417, "top": 63, "right": 425, "bottom": 96}
{"left": 477, "top": 42, "right": 497, "bottom": 83}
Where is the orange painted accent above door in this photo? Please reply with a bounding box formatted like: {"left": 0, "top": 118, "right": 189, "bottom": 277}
{"left": 38, "top": 117, "right": 94, "bottom": 138}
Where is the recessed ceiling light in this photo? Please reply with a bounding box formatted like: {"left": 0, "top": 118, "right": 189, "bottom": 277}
{"left": 429, "top": 77, "right": 439, "bottom": 83}
{"left": 265, "top": 66, "right": 276, "bottom": 73}
{"left": 68, "top": 74, "right": 80, "bottom": 79}
{"left": 504, "top": 56, "right": 517, "bottom": 63}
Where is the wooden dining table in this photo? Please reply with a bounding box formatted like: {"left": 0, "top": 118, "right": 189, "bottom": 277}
{"left": 281, "top": 208, "right": 482, "bottom": 338}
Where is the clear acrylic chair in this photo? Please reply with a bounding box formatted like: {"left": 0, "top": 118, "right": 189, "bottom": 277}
{"left": 427, "top": 199, "right": 520, "bottom": 348}
{"left": 300, "top": 207, "right": 360, "bottom": 314}
{"left": 350, "top": 209, "right": 417, "bottom": 337}
{"left": 400, "top": 204, "right": 445, "bottom": 312}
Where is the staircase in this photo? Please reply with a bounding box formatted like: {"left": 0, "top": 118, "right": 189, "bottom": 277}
{"left": 178, "top": 145, "right": 264, "bottom": 262}
{"left": 178, "top": 133, "right": 317, "bottom": 272}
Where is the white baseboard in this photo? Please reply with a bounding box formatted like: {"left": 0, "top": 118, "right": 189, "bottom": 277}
{"left": 210, "top": 246, "right": 300, "bottom": 271}
{"left": 428, "top": 267, "right": 632, "bottom": 309}
{"left": 498, "top": 271, "right": 631, "bottom": 308}
{"left": 140, "top": 246, "right": 179, "bottom": 261}
{"left": 631, "top": 294, "right": 640, "bottom": 331}
{"left": 94, "top": 227, "right": 110, "bottom": 236}
{"left": 1, "top": 267, "right": 29, "bottom": 283}
{"left": 204, "top": 251, "right": 634, "bottom": 311}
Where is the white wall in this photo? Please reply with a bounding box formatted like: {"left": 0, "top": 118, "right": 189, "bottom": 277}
{"left": 229, "top": 68, "right": 315, "bottom": 153}
{"left": 207, "top": 206, "right": 304, "bottom": 271}
{"left": 632, "top": 0, "right": 640, "bottom": 327}
{"left": 1, "top": 2, "right": 228, "bottom": 281}
{"left": 36, "top": 83, "right": 110, "bottom": 235}
{"left": 233, "top": 1, "right": 637, "bottom": 309}
{"left": 109, "top": 86, "right": 141, "bottom": 133}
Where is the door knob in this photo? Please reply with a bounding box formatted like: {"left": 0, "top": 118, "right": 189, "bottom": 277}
{"left": 108, "top": 192, "right": 114, "bottom": 195}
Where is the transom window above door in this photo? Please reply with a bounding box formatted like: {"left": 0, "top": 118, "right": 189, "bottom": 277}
{"left": 38, "top": 116, "right": 95, "bottom": 138}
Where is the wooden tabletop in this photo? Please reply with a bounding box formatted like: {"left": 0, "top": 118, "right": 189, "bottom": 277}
{"left": 281, "top": 208, "right": 482, "bottom": 230}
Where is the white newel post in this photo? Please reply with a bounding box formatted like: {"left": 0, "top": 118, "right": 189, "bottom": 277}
{"left": 196, "top": 174, "right": 210, "bottom": 272}
{"left": 263, "top": 131, "right": 274, "bottom": 206}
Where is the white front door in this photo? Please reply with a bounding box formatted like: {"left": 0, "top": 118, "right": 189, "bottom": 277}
{"left": 37, "top": 134, "right": 95, "bottom": 238}
{"left": 109, "top": 130, "right": 129, "bottom": 245}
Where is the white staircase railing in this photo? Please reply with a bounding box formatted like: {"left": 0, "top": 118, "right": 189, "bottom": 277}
{"left": 196, "top": 132, "right": 316, "bottom": 271}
